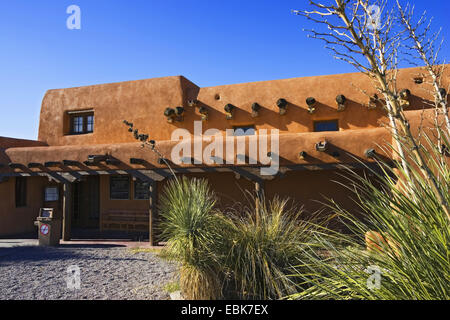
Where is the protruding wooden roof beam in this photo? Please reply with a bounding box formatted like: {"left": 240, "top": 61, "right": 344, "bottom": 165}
{"left": 8, "top": 163, "right": 23, "bottom": 169}
{"left": 130, "top": 158, "right": 145, "bottom": 165}
{"left": 28, "top": 163, "right": 42, "bottom": 168}
{"left": 63, "top": 160, "right": 80, "bottom": 166}
{"left": 105, "top": 158, "right": 121, "bottom": 165}
{"left": 87, "top": 155, "right": 108, "bottom": 163}
{"left": 44, "top": 161, "right": 62, "bottom": 168}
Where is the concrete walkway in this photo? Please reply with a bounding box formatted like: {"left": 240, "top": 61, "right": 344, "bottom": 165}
{"left": 0, "top": 239, "right": 38, "bottom": 248}
{"left": 0, "top": 238, "right": 162, "bottom": 249}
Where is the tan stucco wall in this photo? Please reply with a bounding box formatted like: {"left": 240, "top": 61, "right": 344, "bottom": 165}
{"left": 38, "top": 76, "right": 199, "bottom": 146}
{"left": 0, "top": 176, "right": 50, "bottom": 237}
{"left": 36, "top": 66, "right": 447, "bottom": 147}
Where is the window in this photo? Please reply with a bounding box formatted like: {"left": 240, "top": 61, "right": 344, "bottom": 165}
{"left": 86, "top": 115, "right": 94, "bottom": 133}
{"left": 314, "top": 120, "right": 339, "bottom": 132}
{"left": 110, "top": 176, "right": 130, "bottom": 200}
{"left": 44, "top": 187, "right": 59, "bottom": 202}
{"left": 232, "top": 125, "right": 256, "bottom": 136}
{"left": 134, "top": 179, "right": 150, "bottom": 200}
{"left": 68, "top": 110, "right": 94, "bottom": 134}
{"left": 73, "top": 116, "right": 84, "bottom": 133}
{"left": 15, "top": 177, "right": 27, "bottom": 207}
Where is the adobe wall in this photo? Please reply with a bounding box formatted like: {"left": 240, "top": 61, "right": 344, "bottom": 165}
{"left": 0, "top": 137, "right": 47, "bottom": 164}
{"left": 0, "top": 176, "right": 49, "bottom": 237}
{"left": 38, "top": 76, "right": 199, "bottom": 146}
{"left": 37, "top": 66, "right": 447, "bottom": 147}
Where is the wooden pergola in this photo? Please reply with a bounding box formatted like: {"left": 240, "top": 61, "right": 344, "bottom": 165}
{"left": 0, "top": 160, "right": 384, "bottom": 245}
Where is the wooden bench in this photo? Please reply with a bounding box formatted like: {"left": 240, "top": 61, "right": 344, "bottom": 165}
{"left": 100, "top": 210, "right": 149, "bottom": 233}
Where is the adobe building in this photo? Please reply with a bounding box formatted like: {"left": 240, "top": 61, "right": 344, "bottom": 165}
{"left": 0, "top": 66, "right": 447, "bottom": 244}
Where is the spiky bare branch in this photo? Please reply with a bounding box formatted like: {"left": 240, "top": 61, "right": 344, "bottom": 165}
{"left": 293, "top": 0, "right": 450, "bottom": 221}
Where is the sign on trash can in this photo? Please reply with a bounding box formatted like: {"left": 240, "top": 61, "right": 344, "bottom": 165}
{"left": 34, "top": 208, "right": 61, "bottom": 246}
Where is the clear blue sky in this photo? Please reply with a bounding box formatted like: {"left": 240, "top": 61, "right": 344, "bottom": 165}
{"left": 0, "top": 0, "right": 449, "bottom": 140}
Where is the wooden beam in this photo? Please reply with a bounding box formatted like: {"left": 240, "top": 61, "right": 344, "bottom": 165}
{"left": 149, "top": 180, "right": 157, "bottom": 246}
{"left": 105, "top": 158, "right": 121, "bottom": 165}
{"left": 87, "top": 155, "right": 108, "bottom": 162}
{"left": 28, "top": 163, "right": 42, "bottom": 168}
{"left": 59, "top": 172, "right": 83, "bottom": 183}
{"left": 83, "top": 160, "right": 98, "bottom": 166}
{"left": 44, "top": 161, "right": 62, "bottom": 168}
{"left": 130, "top": 158, "right": 145, "bottom": 165}
{"left": 62, "top": 160, "right": 80, "bottom": 166}
{"left": 45, "top": 172, "right": 72, "bottom": 184}
{"left": 62, "top": 183, "right": 73, "bottom": 241}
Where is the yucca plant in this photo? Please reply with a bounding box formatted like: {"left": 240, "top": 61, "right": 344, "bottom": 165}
{"left": 223, "top": 197, "right": 320, "bottom": 300}
{"left": 291, "top": 132, "right": 450, "bottom": 300}
{"left": 158, "top": 176, "right": 231, "bottom": 300}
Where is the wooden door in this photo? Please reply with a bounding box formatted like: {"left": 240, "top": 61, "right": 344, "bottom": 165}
{"left": 72, "top": 176, "right": 100, "bottom": 228}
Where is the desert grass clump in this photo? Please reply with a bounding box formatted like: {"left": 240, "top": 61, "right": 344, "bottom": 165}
{"left": 291, "top": 134, "right": 450, "bottom": 300}
{"left": 158, "top": 176, "right": 229, "bottom": 300}
{"left": 224, "top": 198, "right": 318, "bottom": 300}
{"left": 179, "top": 264, "right": 222, "bottom": 300}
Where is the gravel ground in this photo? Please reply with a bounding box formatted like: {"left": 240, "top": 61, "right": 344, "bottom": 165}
{"left": 0, "top": 245, "right": 179, "bottom": 300}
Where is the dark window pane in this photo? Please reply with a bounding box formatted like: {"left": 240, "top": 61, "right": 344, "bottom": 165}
{"left": 44, "top": 187, "right": 59, "bottom": 202}
{"left": 314, "top": 121, "right": 339, "bottom": 132}
{"left": 86, "top": 115, "right": 94, "bottom": 133}
{"left": 15, "top": 177, "right": 27, "bottom": 207}
{"left": 110, "top": 176, "right": 130, "bottom": 200}
{"left": 73, "top": 116, "right": 83, "bottom": 133}
{"left": 134, "top": 180, "right": 150, "bottom": 200}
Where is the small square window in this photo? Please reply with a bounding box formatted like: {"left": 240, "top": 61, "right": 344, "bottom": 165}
{"left": 314, "top": 120, "right": 339, "bottom": 132}
{"left": 134, "top": 179, "right": 150, "bottom": 200}
{"left": 110, "top": 176, "right": 130, "bottom": 200}
{"left": 45, "top": 187, "right": 59, "bottom": 202}
{"left": 68, "top": 111, "right": 94, "bottom": 135}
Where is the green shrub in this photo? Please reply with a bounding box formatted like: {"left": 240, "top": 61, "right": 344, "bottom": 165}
{"left": 291, "top": 134, "right": 450, "bottom": 300}
{"left": 158, "top": 176, "right": 230, "bottom": 299}
{"left": 223, "top": 198, "right": 319, "bottom": 300}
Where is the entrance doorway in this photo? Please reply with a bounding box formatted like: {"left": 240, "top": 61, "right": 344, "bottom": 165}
{"left": 72, "top": 176, "right": 100, "bottom": 229}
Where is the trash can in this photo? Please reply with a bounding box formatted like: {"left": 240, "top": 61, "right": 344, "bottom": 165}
{"left": 34, "top": 208, "right": 61, "bottom": 246}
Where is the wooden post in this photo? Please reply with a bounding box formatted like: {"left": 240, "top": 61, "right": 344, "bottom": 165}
{"left": 149, "top": 180, "right": 157, "bottom": 246}
{"left": 62, "top": 183, "right": 73, "bottom": 241}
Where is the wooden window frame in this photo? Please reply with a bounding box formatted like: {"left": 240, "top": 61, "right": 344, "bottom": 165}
{"left": 110, "top": 176, "right": 130, "bottom": 200}
{"left": 69, "top": 111, "right": 94, "bottom": 135}
{"left": 134, "top": 179, "right": 150, "bottom": 200}
{"left": 44, "top": 186, "right": 59, "bottom": 202}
